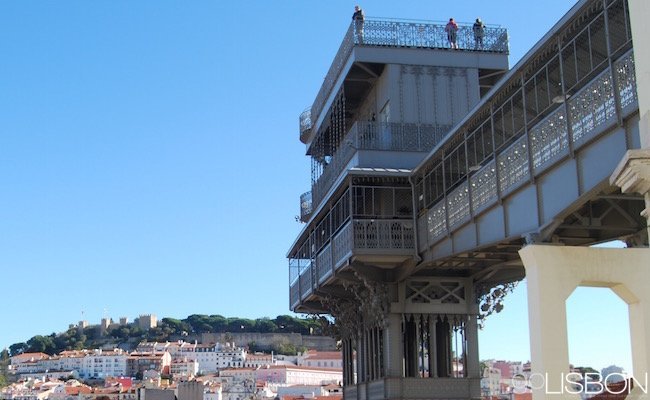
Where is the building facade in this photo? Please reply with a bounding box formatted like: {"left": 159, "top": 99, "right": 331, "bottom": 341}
{"left": 287, "top": 1, "right": 645, "bottom": 400}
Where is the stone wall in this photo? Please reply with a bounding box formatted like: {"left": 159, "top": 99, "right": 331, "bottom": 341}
{"left": 199, "top": 332, "right": 337, "bottom": 351}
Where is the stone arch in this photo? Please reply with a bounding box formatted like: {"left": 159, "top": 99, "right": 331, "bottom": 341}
{"left": 518, "top": 245, "right": 650, "bottom": 399}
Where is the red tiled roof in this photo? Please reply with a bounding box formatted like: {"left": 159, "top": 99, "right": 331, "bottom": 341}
{"left": 264, "top": 365, "right": 342, "bottom": 373}
{"left": 589, "top": 379, "right": 633, "bottom": 400}
{"left": 11, "top": 353, "right": 49, "bottom": 362}
{"left": 304, "top": 352, "right": 342, "bottom": 360}
{"left": 66, "top": 386, "right": 93, "bottom": 395}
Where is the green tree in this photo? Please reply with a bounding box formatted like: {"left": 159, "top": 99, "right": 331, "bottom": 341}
{"left": 9, "top": 343, "right": 27, "bottom": 356}
{"left": 161, "top": 318, "right": 190, "bottom": 334}
{"left": 226, "top": 318, "right": 255, "bottom": 332}
{"left": 26, "top": 335, "right": 56, "bottom": 355}
{"left": 184, "top": 314, "right": 213, "bottom": 333}
{"left": 207, "top": 315, "right": 227, "bottom": 332}
{"left": 255, "top": 318, "right": 277, "bottom": 333}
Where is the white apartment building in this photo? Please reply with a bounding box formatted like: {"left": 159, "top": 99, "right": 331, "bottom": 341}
{"left": 136, "top": 341, "right": 245, "bottom": 373}
{"left": 81, "top": 349, "right": 128, "bottom": 379}
{"left": 58, "top": 351, "right": 88, "bottom": 373}
{"left": 298, "top": 351, "right": 342, "bottom": 370}
{"left": 243, "top": 354, "right": 274, "bottom": 369}
{"left": 255, "top": 366, "right": 342, "bottom": 386}
{"left": 170, "top": 358, "right": 199, "bottom": 379}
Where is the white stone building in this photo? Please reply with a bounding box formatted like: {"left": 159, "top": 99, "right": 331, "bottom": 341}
{"left": 81, "top": 349, "right": 128, "bottom": 379}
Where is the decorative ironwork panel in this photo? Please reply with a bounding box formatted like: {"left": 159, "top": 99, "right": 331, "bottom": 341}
{"left": 354, "top": 121, "right": 449, "bottom": 152}
{"left": 299, "top": 266, "right": 313, "bottom": 299}
{"left": 311, "top": 119, "right": 450, "bottom": 214}
{"left": 405, "top": 279, "right": 466, "bottom": 304}
{"left": 332, "top": 221, "right": 353, "bottom": 268}
{"left": 316, "top": 243, "right": 333, "bottom": 284}
{"left": 470, "top": 160, "right": 497, "bottom": 212}
{"left": 614, "top": 50, "right": 637, "bottom": 110}
{"left": 529, "top": 108, "right": 569, "bottom": 171}
{"left": 497, "top": 135, "right": 530, "bottom": 193}
{"left": 353, "top": 219, "right": 414, "bottom": 250}
{"left": 568, "top": 68, "right": 616, "bottom": 144}
{"left": 417, "top": 214, "right": 428, "bottom": 250}
{"left": 311, "top": 25, "right": 354, "bottom": 126}
{"left": 393, "top": 123, "right": 420, "bottom": 151}
{"left": 427, "top": 201, "right": 447, "bottom": 242}
{"left": 311, "top": 140, "right": 355, "bottom": 211}
{"left": 299, "top": 107, "right": 312, "bottom": 135}
{"left": 290, "top": 280, "right": 300, "bottom": 309}
{"left": 446, "top": 182, "right": 470, "bottom": 229}
{"left": 299, "top": 191, "right": 312, "bottom": 222}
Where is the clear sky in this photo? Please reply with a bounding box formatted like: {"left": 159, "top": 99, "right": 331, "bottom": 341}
{"left": 0, "top": 0, "right": 632, "bottom": 373}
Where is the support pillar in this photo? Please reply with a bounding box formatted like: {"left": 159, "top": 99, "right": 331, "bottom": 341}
{"left": 519, "top": 245, "right": 650, "bottom": 400}
{"left": 436, "top": 318, "right": 451, "bottom": 378}
{"left": 465, "top": 315, "right": 480, "bottom": 379}
{"left": 611, "top": 0, "right": 650, "bottom": 242}
{"left": 383, "top": 313, "right": 403, "bottom": 378}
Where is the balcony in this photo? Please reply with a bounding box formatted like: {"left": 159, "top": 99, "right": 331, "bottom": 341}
{"left": 299, "top": 191, "right": 312, "bottom": 222}
{"left": 299, "top": 107, "right": 312, "bottom": 144}
{"left": 311, "top": 121, "right": 450, "bottom": 214}
{"left": 310, "top": 18, "right": 509, "bottom": 130}
{"left": 290, "top": 218, "right": 415, "bottom": 310}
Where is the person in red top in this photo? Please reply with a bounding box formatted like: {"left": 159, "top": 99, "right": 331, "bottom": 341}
{"left": 445, "top": 18, "right": 459, "bottom": 49}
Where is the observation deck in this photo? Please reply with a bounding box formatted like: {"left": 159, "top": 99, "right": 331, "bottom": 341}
{"left": 299, "top": 17, "right": 509, "bottom": 145}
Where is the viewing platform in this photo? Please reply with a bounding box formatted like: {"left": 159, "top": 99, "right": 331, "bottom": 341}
{"left": 301, "top": 18, "right": 509, "bottom": 143}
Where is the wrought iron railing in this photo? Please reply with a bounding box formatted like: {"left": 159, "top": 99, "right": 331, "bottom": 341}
{"left": 354, "top": 121, "right": 450, "bottom": 151}
{"left": 311, "top": 139, "right": 356, "bottom": 213}
{"left": 299, "top": 267, "right": 313, "bottom": 299}
{"left": 316, "top": 242, "right": 333, "bottom": 284}
{"left": 332, "top": 221, "right": 353, "bottom": 268}
{"left": 299, "top": 107, "right": 312, "bottom": 143}
{"left": 311, "top": 121, "right": 449, "bottom": 212}
{"left": 291, "top": 217, "right": 415, "bottom": 309}
{"left": 353, "top": 219, "right": 415, "bottom": 250}
{"left": 310, "top": 18, "right": 508, "bottom": 129}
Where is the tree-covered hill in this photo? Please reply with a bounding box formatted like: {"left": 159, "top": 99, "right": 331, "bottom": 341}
{"left": 7, "top": 314, "right": 328, "bottom": 357}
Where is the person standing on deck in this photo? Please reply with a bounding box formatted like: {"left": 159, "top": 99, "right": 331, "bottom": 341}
{"left": 352, "top": 5, "right": 365, "bottom": 44}
{"left": 473, "top": 18, "right": 485, "bottom": 49}
{"left": 445, "top": 18, "right": 459, "bottom": 49}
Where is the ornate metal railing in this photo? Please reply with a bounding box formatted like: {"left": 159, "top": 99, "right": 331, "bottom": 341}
{"left": 299, "top": 191, "right": 312, "bottom": 222}
{"left": 354, "top": 121, "right": 450, "bottom": 151}
{"left": 358, "top": 20, "right": 508, "bottom": 51}
{"left": 311, "top": 121, "right": 450, "bottom": 212}
{"left": 290, "top": 278, "right": 300, "bottom": 309}
{"left": 332, "top": 220, "right": 353, "bottom": 268}
{"left": 299, "top": 266, "right": 313, "bottom": 299}
{"left": 353, "top": 219, "right": 415, "bottom": 250}
{"left": 299, "top": 107, "right": 312, "bottom": 143}
{"left": 421, "top": 50, "right": 637, "bottom": 244}
{"left": 311, "top": 138, "right": 356, "bottom": 212}
{"left": 291, "top": 217, "right": 415, "bottom": 309}
{"left": 310, "top": 19, "right": 509, "bottom": 130}
{"left": 316, "top": 242, "right": 333, "bottom": 284}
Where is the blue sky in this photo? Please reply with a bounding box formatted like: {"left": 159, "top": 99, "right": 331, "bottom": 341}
{"left": 0, "top": 0, "right": 631, "bottom": 372}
